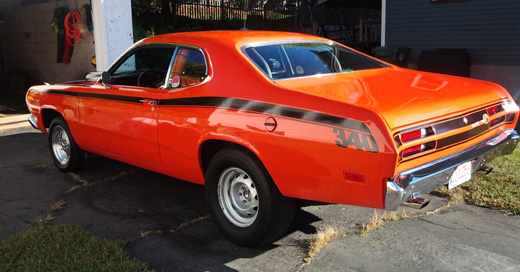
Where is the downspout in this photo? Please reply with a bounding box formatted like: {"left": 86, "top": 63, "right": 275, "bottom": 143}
{"left": 91, "top": 0, "right": 134, "bottom": 71}
{"left": 381, "top": 0, "right": 386, "bottom": 46}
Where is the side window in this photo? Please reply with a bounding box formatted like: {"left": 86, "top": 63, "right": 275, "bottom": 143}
{"left": 110, "top": 46, "right": 175, "bottom": 88}
{"left": 169, "top": 47, "right": 207, "bottom": 88}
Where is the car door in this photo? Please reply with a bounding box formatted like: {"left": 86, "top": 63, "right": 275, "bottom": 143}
{"left": 155, "top": 46, "right": 210, "bottom": 182}
{"left": 79, "top": 45, "right": 177, "bottom": 166}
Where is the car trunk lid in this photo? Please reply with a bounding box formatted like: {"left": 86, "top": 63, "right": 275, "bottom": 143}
{"left": 274, "top": 67, "right": 511, "bottom": 130}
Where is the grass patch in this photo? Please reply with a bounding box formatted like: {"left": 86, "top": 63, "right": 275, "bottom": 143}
{"left": 302, "top": 226, "right": 345, "bottom": 266}
{"left": 0, "top": 224, "right": 153, "bottom": 272}
{"left": 436, "top": 146, "right": 520, "bottom": 215}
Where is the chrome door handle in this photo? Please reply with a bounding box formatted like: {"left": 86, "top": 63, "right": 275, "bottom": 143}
{"left": 139, "top": 99, "right": 156, "bottom": 106}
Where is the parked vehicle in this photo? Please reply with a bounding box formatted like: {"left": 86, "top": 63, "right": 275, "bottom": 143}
{"left": 26, "top": 31, "right": 519, "bottom": 245}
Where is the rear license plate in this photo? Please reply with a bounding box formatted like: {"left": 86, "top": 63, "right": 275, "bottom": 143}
{"left": 448, "top": 161, "right": 472, "bottom": 189}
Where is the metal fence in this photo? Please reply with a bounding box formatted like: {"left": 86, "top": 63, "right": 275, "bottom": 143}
{"left": 175, "top": 0, "right": 292, "bottom": 21}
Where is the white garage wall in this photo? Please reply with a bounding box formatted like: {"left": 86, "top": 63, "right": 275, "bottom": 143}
{"left": 2, "top": 0, "right": 94, "bottom": 86}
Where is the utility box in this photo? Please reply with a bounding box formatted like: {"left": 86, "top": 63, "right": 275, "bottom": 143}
{"left": 372, "top": 46, "right": 410, "bottom": 67}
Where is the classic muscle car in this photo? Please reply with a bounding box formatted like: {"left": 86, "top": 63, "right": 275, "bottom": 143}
{"left": 26, "top": 31, "right": 519, "bottom": 245}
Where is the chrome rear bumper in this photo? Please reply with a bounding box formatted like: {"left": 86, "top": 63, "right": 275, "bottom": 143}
{"left": 385, "top": 129, "right": 519, "bottom": 211}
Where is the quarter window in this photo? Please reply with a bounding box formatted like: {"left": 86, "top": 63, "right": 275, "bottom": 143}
{"left": 169, "top": 47, "right": 207, "bottom": 88}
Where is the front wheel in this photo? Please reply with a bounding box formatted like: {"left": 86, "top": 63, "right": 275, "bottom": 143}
{"left": 48, "top": 116, "right": 84, "bottom": 172}
{"left": 205, "top": 148, "right": 295, "bottom": 246}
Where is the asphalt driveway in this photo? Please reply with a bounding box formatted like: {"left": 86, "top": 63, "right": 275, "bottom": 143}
{"left": 1, "top": 118, "right": 519, "bottom": 272}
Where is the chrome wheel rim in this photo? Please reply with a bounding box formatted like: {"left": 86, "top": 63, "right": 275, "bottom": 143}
{"left": 217, "top": 167, "right": 259, "bottom": 227}
{"left": 51, "top": 126, "right": 71, "bottom": 166}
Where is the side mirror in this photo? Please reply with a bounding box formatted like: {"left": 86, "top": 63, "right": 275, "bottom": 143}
{"left": 101, "top": 72, "right": 112, "bottom": 89}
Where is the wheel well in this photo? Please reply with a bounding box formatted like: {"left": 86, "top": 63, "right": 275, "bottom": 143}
{"left": 41, "top": 109, "right": 62, "bottom": 128}
{"left": 200, "top": 140, "right": 259, "bottom": 176}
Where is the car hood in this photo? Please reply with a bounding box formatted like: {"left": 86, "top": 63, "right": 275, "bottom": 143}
{"left": 274, "top": 67, "right": 511, "bottom": 130}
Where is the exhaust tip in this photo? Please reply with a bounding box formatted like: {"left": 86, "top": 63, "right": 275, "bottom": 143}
{"left": 401, "top": 197, "right": 430, "bottom": 209}
{"left": 475, "top": 166, "right": 493, "bottom": 175}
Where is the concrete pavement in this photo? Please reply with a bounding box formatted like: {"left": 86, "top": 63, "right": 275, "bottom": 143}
{"left": 1, "top": 122, "right": 519, "bottom": 272}
{"left": 0, "top": 113, "right": 31, "bottom": 134}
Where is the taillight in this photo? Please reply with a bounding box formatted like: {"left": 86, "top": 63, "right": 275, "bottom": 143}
{"left": 506, "top": 113, "right": 516, "bottom": 123}
{"left": 397, "top": 126, "right": 434, "bottom": 146}
{"left": 400, "top": 129, "right": 424, "bottom": 143}
{"left": 486, "top": 104, "right": 508, "bottom": 128}
{"left": 396, "top": 126, "right": 436, "bottom": 159}
{"left": 502, "top": 101, "right": 519, "bottom": 124}
{"left": 402, "top": 145, "right": 422, "bottom": 157}
{"left": 486, "top": 105, "right": 502, "bottom": 116}
{"left": 401, "top": 141, "right": 436, "bottom": 159}
{"left": 489, "top": 115, "right": 506, "bottom": 127}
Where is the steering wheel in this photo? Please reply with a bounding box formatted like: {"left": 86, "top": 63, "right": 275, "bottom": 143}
{"left": 137, "top": 70, "right": 165, "bottom": 88}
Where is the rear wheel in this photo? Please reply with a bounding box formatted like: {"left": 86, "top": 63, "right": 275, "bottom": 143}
{"left": 48, "top": 117, "right": 84, "bottom": 172}
{"left": 205, "top": 148, "right": 295, "bottom": 246}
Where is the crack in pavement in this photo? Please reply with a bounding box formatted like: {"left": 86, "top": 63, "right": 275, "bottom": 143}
{"left": 66, "top": 170, "right": 135, "bottom": 193}
{"left": 169, "top": 214, "right": 211, "bottom": 233}
{"left": 455, "top": 221, "right": 520, "bottom": 242}
{"left": 36, "top": 168, "right": 212, "bottom": 246}
{"left": 36, "top": 169, "right": 135, "bottom": 226}
{"left": 418, "top": 217, "right": 459, "bottom": 230}
{"left": 500, "top": 220, "right": 520, "bottom": 231}
{"left": 138, "top": 214, "right": 212, "bottom": 239}
{"left": 420, "top": 214, "right": 520, "bottom": 242}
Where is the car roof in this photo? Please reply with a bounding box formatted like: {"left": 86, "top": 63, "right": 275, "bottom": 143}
{"left": 138, "top": 30, "right": 329, "bottom": 49}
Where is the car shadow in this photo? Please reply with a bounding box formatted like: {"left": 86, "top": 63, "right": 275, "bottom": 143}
{"left": 48, "top": 154, "right": 327, "bottom": 271}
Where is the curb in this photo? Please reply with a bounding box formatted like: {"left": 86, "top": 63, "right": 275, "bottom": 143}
{"left": 0, "top": 114, "right": 31, "bottom": 132}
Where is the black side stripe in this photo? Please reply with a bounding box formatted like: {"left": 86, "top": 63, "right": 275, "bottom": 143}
{"left": 36, "top": 89, "right": 370, "bottom": 133}
{"left": 161, "top": 97, "right": 370, "bottom": 133}
{"left": 43, "top": 89, "right": 144, "bottom": 104}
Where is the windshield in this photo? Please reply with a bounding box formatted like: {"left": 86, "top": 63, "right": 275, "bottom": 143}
{"left": 243, "top": 42, "right": 388, "bottom": 80}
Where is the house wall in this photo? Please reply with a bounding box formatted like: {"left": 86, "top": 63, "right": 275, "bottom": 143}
{"left": 2, "top": 0, "right": 95, "bottom": 87}
{"left": 386, "top": 0, "right": 520, "bottom": 104}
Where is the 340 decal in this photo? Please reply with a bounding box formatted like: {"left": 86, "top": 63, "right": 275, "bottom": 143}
{"left": 333, "top": 128, "right": 379, "bottom": 152}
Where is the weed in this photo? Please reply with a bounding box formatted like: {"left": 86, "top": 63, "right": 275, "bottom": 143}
{"left": 360, "top": 211, "right": 384, "bottom": 236}
{"left": 302, "top": 226, "right": 345, "bottom": 267}
{"left": 359, "top": 210, "right": 411, "bottom": 236}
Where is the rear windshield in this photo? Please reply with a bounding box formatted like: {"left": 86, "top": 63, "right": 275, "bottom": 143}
{"left": 243, "top": 42, "right": 388, "bottom": 80}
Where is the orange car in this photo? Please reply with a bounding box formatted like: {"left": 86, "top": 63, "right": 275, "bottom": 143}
{"left": 26, "top": 31, "right": 519, "bottom": 245}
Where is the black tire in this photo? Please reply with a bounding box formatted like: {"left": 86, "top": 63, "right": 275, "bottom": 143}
{"left": 48, "top": 116, "right": 84, "bottom": 172}
{"left": 204, "top": 148, "right": 295, "bottom": 246}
